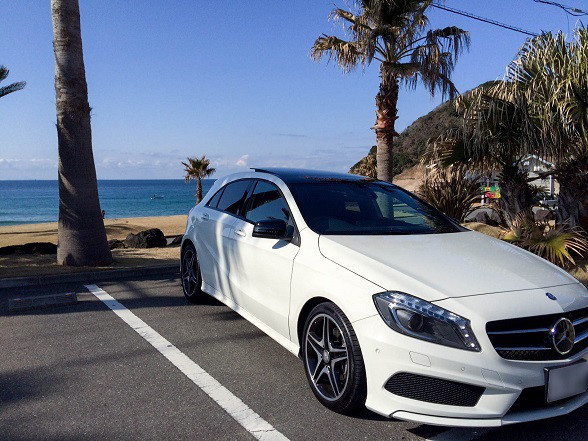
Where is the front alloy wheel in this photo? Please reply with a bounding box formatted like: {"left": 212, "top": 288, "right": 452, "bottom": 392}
{"left": 302, "top": 302, "right": 366, "bottom": 413}
{"left": 181, "top": 242, "right": 203, "bottom": 302}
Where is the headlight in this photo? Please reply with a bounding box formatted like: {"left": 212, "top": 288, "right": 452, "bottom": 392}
{"left": 373, "top": 292, "right": 480, "bottom": 352}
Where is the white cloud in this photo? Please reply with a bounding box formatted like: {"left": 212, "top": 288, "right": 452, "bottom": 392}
{"left": 0, "top": 157, "right": 57, "bottom": 169}
{"left": 0, "top": 145, "right": 371, "bottom": 179}
{"left": 235, "top": 154, "right": 249, "bottom": 167}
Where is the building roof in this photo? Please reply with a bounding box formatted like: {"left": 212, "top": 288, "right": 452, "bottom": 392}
{"left": 250, "top": 167, "right": 372, "bottom": 184}
{"left": 521, "top": 154, "right": 554, "bottom": 167}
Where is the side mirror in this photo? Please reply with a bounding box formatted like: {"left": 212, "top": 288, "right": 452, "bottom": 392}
{"left": 252, "top": 219, "right": 291, "bottom": 240}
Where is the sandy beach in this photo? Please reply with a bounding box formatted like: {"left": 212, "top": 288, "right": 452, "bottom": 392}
{"left": 0, "top": 215, "right": 187, "bottom": 248}
{"left": 0, "top": 216, "right": 187, "bottom": 278}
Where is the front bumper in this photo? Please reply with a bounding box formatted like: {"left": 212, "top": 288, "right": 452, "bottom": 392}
{"left": 353, "top": 314, "right": 588, "bottom": 427}
{"left": 394, "top": 390, "right": 588, "bottom": 427}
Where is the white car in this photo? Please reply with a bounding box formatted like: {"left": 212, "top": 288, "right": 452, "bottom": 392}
{"left": 180, "top": 168, "right": 588, "bottom": 427}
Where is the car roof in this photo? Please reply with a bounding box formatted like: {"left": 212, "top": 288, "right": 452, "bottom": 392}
{"left": 250, "top": 167, "right": 374, "bottom": 184}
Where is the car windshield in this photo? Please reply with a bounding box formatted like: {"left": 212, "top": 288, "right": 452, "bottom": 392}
{"left": 289, "top": 180, "right": 463, "bottom": 235}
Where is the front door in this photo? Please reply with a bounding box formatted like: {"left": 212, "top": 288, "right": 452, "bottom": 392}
{"left": 229, "top": 180, "right": 300, "bottom": 339}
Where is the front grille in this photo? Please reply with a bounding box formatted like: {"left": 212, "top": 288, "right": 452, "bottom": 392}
{"left": 384, "top": 372, "right": 485, "bottom": 407}
{"left": 486, "top": 307, "right": 588, "bottom": 361}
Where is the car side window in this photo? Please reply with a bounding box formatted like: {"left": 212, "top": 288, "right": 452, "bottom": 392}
{"left": 215, "top": 180, "right": 251, "bottom": 215}
{"left": 244, "top": 180, "right": 291, "bottom": 224}
{"left": 206, "top": 187, "right": 224, "bottom": 208}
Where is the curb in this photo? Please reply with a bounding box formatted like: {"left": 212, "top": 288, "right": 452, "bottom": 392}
{"left": 0, "top": 264, "right": 179, "bottom": 289}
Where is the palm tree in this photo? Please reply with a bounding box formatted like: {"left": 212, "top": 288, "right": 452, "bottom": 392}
{"left": 497, "top": 30, "right": 588, "bottom": 227}
{"left": 51, "top": 0, "right": 112, "bottom": 266}
{"left": 0, "top": 66, "right": 25, "bottom": 98}
{"left": 426, "top": 83, "right": 535, "bottom": 226}
{"left": 428, "top": 30, "right": 588, "bottom": 228}
{"left": 182, "top": 156, "right": 216, "bottom": 203}
{"left": 311, "top": 0, "right": 469, "bottom": 182}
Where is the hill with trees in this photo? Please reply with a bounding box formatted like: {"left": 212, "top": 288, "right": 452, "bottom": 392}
{"left": 350, "top": 83, "right": 495, "bottom": 177}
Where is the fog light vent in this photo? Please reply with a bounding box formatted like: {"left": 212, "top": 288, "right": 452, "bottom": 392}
{"left": 384, "top": 372, "right": 484, "bottom": 407}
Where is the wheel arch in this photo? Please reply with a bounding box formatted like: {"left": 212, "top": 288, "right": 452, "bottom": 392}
{"left": 181, "top": 237, "right": 194, "bottom": 256}
{"left": 296, "top": 296, "right": 332, "bottom": 356}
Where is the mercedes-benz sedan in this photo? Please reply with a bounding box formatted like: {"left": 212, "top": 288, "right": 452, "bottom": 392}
{"left": 180, "top": 168, "right": 588, "bottom": 427}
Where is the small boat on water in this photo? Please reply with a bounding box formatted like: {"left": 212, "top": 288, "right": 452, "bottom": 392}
{"left": 150, "top": 194, "right": 164, "bottom": 200}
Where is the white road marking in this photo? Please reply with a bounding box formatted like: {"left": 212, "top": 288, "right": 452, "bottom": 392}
{"left": 85, "top": 284, "right": 289, "bottom": 441}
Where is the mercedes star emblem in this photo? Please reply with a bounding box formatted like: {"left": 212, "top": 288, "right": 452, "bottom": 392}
{"left": 550, "top": 318, "right": 575, "bottom": 355}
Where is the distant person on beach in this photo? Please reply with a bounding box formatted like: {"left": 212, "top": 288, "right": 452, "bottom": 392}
{"left": 101, "top": 210, "right": 105, "bottom": 219}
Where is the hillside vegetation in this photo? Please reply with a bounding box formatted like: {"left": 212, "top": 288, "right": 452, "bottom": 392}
{"left": 350, "top": 83, "right": 496, "bottom": 176}
{"left": 350, "top": 99, "right": 459, "bottom": 175}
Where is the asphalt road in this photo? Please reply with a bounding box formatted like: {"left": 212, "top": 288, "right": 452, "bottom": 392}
{"left": 1, "top": 275, "right": 587, "bottom": 440}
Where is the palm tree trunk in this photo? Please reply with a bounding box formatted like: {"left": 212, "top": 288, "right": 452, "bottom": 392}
{"left": 554, "top": 157, "right": 588, "bottom": 229}
{"left": 497, "top": 165, "right": 533, "bottom": 227}
{"left": 556, "top": 172, "right": 585, "bottom": 228}
{"left": 196, "top": 177, "right": 203, "bottom": 203}
{"left": 374, "top": 79, "right": 399, "bottom": 182}
{"left": 580, "top": 195, "right": 588, "bottom": 231}
{"left": 557, "top": 184, "right": 580, "bottom": 228}
{"left": 51, "top": 0, "right": 112, "bottom": 266}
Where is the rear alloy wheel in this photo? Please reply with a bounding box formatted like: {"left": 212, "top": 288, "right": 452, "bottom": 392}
{"left": 181, "top": 242, "right": 204, "bottom": 302}
{"left": 302, "top": 302, "right": 366, "bottom": 413}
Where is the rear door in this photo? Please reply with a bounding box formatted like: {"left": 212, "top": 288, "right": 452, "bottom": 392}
{"left": 196, "top": 179, "right": 253, "bottom": 302}
{"left": 229, "top": 179, "right": 300, "bottom": 339}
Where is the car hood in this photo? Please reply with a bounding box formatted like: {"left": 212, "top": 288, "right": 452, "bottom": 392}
{"left": 318, "top": 230, "right": 579, "bottom": 301}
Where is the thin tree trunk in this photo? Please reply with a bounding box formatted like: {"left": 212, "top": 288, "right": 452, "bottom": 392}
{"left": 196, "top": 177, "right": 203, "bottom": 203}
{"left": 52, "top": 0, "right": 112, "bottom": 266}
{"left": 374, "top": 79, "right": 399, "bottom": 183}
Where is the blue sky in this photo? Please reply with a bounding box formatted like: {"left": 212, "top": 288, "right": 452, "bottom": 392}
{"left": 0, "top": 0, "right": 585, "bottom": 179}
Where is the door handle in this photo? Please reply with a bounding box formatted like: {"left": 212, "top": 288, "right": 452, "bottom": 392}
{"left": 200, "top": 213, "right": 209, "bottom": 221}
{"left": 234, "top": 229, "right": 246, "bottom": 237}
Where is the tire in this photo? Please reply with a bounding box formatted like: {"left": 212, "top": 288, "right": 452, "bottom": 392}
{"left": 301, "top": 302, "right": 367, "bottom": 414}
{"left": 180, "top": 242, "right": 204, "bottom": 303}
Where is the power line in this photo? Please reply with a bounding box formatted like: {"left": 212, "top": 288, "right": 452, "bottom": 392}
{"left": 533, "top": 0, "right": 588, "bottom": 16}
{"left": 431, "top": 3, "right": 539, "bottom": 37}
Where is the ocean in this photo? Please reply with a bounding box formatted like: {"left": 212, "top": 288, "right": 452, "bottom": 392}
{"left": 0, "top": 179, "right": 215, "bottom": 226}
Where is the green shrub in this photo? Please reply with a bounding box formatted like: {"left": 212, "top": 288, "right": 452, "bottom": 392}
{"left": 501, "top": 214, "right": 588, "bottom": 268}
{"left": 417, "top": 165, "right": 480, "bottom": 222}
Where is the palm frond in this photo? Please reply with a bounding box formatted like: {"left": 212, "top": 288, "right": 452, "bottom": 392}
{"left": 381, "top": 61, "right": 420, "bottom": 78}
{"left": 404, "top": 40, "right": 461, "bottom": 99}
{"left": 311, "top": 35, "right": 365, "bottom": 72}
{"left": 502, "top": 213, "right": 588, "bottom": 267}
{"left": 182, "top": 155, "right": 216, "bottom": 182}
{"left": 0, "top": 65, "right": 25, "bottom": 98}
{"left": 499, "top": 28, "right": 588, "bottom": 160}
{"left": 422, "top": 128, "right": 469, "bottom": 168}
{"left": 527, "top": 226, "right": 588, "bottom": 267}
{"left": 312, "top": 1, "right": 469, "bottom": 96}
{"left": 425, "top": 26, "right": 470, "bottom": 60}
{"left": 0, "top": 82, "right": 26, "bottom": 98}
